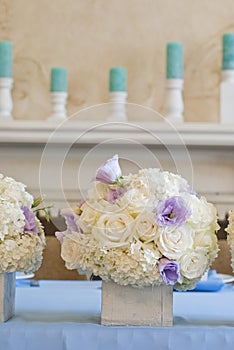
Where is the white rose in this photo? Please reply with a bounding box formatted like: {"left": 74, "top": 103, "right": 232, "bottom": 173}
{"left": 133, "top": 212, "right": 157, "bottom": 243}
{"left": 194, "top": 231, "right": 218, "bottom": 261}
{"left": 61, "top": 233, "right": 80, "bottom": 269}
{"left": 157, "top": 225, "right": 194, "bottom": 259}
{"left": 92, "top": 212, "right": 134, "bottom": 248}
{"left": 179, "top": 249, "right": 208, "bottom": 279}
{"left": 182, "top": 193, "right": 218, "bottom": 232}
{"left": 120, "top": 188, "right": 149, "bottom": 215}
{"left": 78, "top": 201, "right": 101, "bottom": 233}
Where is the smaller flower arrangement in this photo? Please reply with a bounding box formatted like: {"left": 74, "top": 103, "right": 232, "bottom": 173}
{"left": 0, "top": 174, "right": 46, "bottom": 274}
{"left": 56, "top": 155, "right": 219, "bottom": 290}
{"left": 226, "top": 210, "right": 234, "bottom": 271}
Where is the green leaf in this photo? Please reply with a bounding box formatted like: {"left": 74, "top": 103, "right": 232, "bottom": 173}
{"left": 44, "top": 211, "right": 50, "bottom": 222}
{"left": 32, "top": 196, "right": 43, "bottom": 208}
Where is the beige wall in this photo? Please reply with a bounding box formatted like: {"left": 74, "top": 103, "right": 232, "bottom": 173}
{"left": 1, "top": 0, "right": 234, "bottom": 121}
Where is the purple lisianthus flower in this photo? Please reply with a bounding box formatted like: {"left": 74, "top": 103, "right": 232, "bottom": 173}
{"left": 158, "top": 258, "right": 180, "bottom": 285}
{"left": 106, "top": 187, "right": 126, "bottom": 204}
{"left": 95, "top": 154, "right": 122, "bottom": 185}
{"left": 55, "top": 209, "right": 81, "bottom": 244}
{"left": 22, "top": 206, "right": 38, "bottom": 234}
{"left": 63, "top": 211, "right": 80, "bottom": 233}
{"left": 156, "top": 196, "right": 191, "bottom": 228}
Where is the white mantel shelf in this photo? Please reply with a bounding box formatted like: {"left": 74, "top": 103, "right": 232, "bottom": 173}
{"left": 0, "top": 120, "right": 234, "bottom": 147}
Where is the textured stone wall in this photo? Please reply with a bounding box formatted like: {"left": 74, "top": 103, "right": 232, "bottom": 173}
{"left": 1, "top": 0, "right": 234, "bottom": 121}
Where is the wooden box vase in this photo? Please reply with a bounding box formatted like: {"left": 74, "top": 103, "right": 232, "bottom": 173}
{"left": 101, "top": 280, "right": 173, "bottom": 326}
{"left": 0, "top": 272, "right": 16, "bottom": 322}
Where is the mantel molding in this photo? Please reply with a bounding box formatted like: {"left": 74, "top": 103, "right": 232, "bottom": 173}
{"left": 0, "top": 120, "right": 233, "bottom": 219}
{"left": 0, "top": 121, "right": 234, "bottom": 147}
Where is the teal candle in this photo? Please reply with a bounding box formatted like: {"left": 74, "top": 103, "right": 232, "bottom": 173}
{"left": 166, "top": 42, "right": 183, "bottom": 79}
{"left": 0, "top": 41, "right": 12, "bottom": 78}
{"left": 222, "top": 33, "right": 234, "bottom": 70}
{"left": 50, "top": 67, "right": 67, "bottom": 92}
{"left": 109, "top": 67, "right": 126, "bottom": 92}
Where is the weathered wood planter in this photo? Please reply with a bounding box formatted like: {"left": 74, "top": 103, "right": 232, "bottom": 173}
{"left": 0, "top": 272, "right": 15, "bottom": 322}
{"left": 101, "top": 280, "right": 173, "bottom": 326}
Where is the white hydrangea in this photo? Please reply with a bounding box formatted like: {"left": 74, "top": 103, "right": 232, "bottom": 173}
{"left": 0, "top": 234, "right": 44, "bottom": 274}
{"left": 126, "top": 168, "right": 190, "bottom": 201}
{"left": 62, "top": 233, "right": 162, "bottom": 287}
{"left": 0, "top": 174, "right": 45, "bottom": 273}
{"left": 226, "top": 210, "right": 234, "bottom": 271}
{"left": 0, "top": 201, "right": 25, "bottom": 240}
{"left": 0, "top": 175, "right": 33, "bottom": 207}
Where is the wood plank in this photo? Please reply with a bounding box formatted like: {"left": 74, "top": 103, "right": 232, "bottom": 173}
{"left": 101, "top": 280, "right": 173, "bottom": 326}
{"left": 0, "top": 273, "right": 15, "bottom": 322}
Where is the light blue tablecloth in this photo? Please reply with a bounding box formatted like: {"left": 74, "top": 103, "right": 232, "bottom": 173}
{"left": 1, "top": 280, "right": 234, "bottom": 350}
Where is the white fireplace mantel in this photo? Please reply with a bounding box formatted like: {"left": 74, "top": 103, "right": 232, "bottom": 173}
{"left": 0, "top": 120, "right": 234, "bottom": 147}
{"left": 0, "top": 120, "right": 234, "bottom": 219}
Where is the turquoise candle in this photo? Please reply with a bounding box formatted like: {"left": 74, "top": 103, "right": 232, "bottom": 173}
{"left": 222, "top": 33, "right": 234, "bottom": 70}
{"left": 109, "top": 67, "right": 126, "bottom": 92}
{"left": 50, "top": 67, "right": 67, "bottom": 92}
{"left": 166, "top": 42, "right": 183, "bottom": 79}
{"left": 0, "top": 41, "right": 12, "bottom": 78}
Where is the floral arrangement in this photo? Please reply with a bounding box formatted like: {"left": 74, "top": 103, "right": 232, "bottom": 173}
{"left": 226, "top": 210, "right": 234, "bottom": 271}
{"left": 56, "top": 155, "right": 219, "bottom": 290}
{"left": 0, "top": 174, "right": 46, "bottom": 274}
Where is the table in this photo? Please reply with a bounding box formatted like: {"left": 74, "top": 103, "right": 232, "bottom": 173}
{"left": 1, "top": 281, "right": 234, "bottom": 350}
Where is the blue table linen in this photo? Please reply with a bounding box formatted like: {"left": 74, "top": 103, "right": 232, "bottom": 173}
{"left": 0, "top": 280, "right": 234, "bottom": 350}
